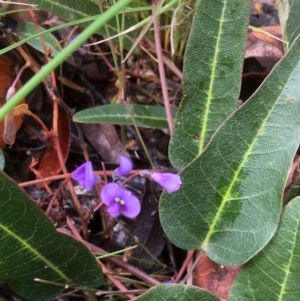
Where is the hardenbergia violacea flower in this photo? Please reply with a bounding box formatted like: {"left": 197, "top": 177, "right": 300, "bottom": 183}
{"left": 112, "top": 156, "right": 133, "bottom": 179}
{"left": 140, "top": 170, "right": 182, "bottom": 193}
{"left": 71, "top": 161, "right": 99, "bottom": 191}
{"left": 101, "top": 183, "right": 141, "bottom": 218}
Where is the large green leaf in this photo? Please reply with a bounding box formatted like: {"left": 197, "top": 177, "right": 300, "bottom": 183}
{"left": 134, "top": 284, "right": 219, "bottom": 301}
{"left": 16, "top": 22, "right": 62, "bottom": 57}
{"left": 229, "top": 197, "right": 300, "bottom": 301}
{"left": 0, "top": 171, "right": 102, "bottom": 301}
{"left": 160, "top": 35, "right": 300, "bottom": 266}
{"left": 73, "top": 104, "right": 177, "bottom": 129}
{"left": 169, "top": 0, "right": 250, "bottom": 169}
{"left": 276, "top": 0, "right": 300, "bottom": 50}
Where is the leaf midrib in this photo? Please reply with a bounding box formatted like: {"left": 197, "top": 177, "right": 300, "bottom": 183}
{"left": 202, "top": 95, "right": 286, "bottom": 248}
{"left": 76, "top": 105, "right": 173, "bottom": 122}
{"left": 198, "top": 0, "right": 227, "bottom": 153}
{"left": 278, "top": 211, "right": 299, "bottom": 300}
{"left": 0, "top": 223, "right": 69, "bottom": 282}
{"left": 32, "top": 0, "right": 98, "bottom": 19}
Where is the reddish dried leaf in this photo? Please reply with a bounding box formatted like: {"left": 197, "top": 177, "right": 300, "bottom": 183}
{"left": 193, "top": 253, "right": 241, "bottom": 301}
{"left": 3, "top": 111, "right": 17, "bottom": 145}
{"left": 252, "top": 25, "right": 284, "bottom": 52}
{"left": 0, "top": 55, "right": 24, "bottom": 148}
{"left": 246, "top": 31, "right": 284, "bottom": 59}
{"left": 13, "top": 103, "right": 29, "bottom": 116}
{"left": 37, "top": 105, "right": 70, "bottom": 185}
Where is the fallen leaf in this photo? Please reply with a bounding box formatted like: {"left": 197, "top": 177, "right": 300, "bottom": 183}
{"left": 193, "top": 253, "right": 241, "bottom": 301}
{"left": 37, "top": 104, "right": 70, "bottom": 185}
{"left": 0, "top": 55, "right": 24, "bottom": 148}
{"left": 246, "top": 31, "right": 284, "bottom": 59}
{"left": 252, "top": 25, "right": 284, "bottom": 52}
{"left": 82, "top": 123, "right": 125, "bottom": 163}
{"left": 13, "top": 103, "right": 29, "bottom": 116}
{"left": 125, "top": 180, "right": 166, "bottom": 272}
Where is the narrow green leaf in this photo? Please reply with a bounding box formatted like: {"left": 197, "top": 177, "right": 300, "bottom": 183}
{"left": 0, "top": 171, "right": 102, "bottom": 301}
{"left": 73, "top": 104, "right": 177, "bottom": 129}
{"left": 160, "top": 35, "right": 300, "bottom": 266}
{"left": 26, "top": 0, "right": 138, "bottom": 51}
{"left": 276, "top": 0, "right": 300, "bottom": 50}
{"left": 26, "top": 0, "right": 100, "bottom": 25}
{"left": 134, "top": 284, "right": 220, "bottom": 301}
{"left": 16, "top": 22, "right": 62, "bottom": 57}
{"left": 169, "top": 0, "right": 250, "bottom": 169}
{"left": 229, "top": 197, "right": 300, "bottom": 301}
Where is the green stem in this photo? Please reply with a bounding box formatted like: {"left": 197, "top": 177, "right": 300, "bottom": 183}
{"left": 0, "top": 0, "right": 179, "bottom": 55}
{"left": 0, "top": 0, "right": 133, "bottom": 121}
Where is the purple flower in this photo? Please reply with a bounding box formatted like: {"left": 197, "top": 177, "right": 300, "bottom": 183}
{"left": 101, "top": 183, "right": 140, "bottom": 218}
{"left": 113, "top": 156, "right": 133, "bottom": 178}
{"left": 150, "top": 172, "right": 182, "bottom": 193}
{"left": 71, "top": 161, "right": 99, "bottom": 191}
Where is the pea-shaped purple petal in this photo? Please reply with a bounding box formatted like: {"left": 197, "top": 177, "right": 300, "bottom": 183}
{"left": 107, "top": 202, "right": 122, "bottom": 218}
{"left": 120, "top": 189, "right": 141, "bottom": 218}
{"left": 71, "top": 161, "right": 98, "bottom": 191}
{"left": 101, "top": 183, "right": 124, "bottom": 206}
{"left": 116, "top": 156, "right": 133, "bottom": 176}
{"left": 101, "top": 183, "right": 141, "bottom": 218}
{"left": 150, "top": 172, "right": 182, "bottom": 193}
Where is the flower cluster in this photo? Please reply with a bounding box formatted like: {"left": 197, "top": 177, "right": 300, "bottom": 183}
{"left": 71, "top": 156, "right": 182, "bottom": 219}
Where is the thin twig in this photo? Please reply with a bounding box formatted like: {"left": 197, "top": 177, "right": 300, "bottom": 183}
{"left": 99, "top": 262, "right": 136, "bottom": 300}
{"left": 152, "top": 3, "right": 174, "bottom": 134}
{"left": 144, "top": 37, "right": 183, "bottom": 80}
{"left": 18, "top": 170, "right": 118, "bottom": 187}
{"left": 174, "top": 250, "right": 194, "bottom": 283}
{"left": 66, "top": 217, "right": 136, "bottom": 300}
{"left": 58, "top": 227, "right": 161, "bottom": 287}
{"left": 46, "top": 175, "right": 71, "bottom": 215}
{"left": 181, "top": 250, "right": 203, "bottom": 284}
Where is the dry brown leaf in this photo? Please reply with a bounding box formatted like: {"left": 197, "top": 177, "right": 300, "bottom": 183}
{"left": 37, "top": 105, "right": 70, "bottom": 186}
{"left": 13, "top": 103, "right": 29, "bottom": 116}
{"left": 252, "top": 25, "right": 284, "bottom": 52}
{"left": 0, "top": 55, "right": 24, "bottom": 148}
{"left": 193, "top": 253, "right": 241, "bottom": 301}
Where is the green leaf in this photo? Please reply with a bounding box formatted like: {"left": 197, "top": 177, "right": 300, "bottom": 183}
{"left": 134, "top": 284, "right": 220, "bottom": 301}
{"left": 0, "top": 171, "right": 102, "bottom": 301}
{"left": 73, "top": 104, "right": 177, "bottom": 129}
{"left": 229, "top": 197, "right": 300, "bottom": 301}
{"left": 169, "top": 0, "right": 250, "bottom": 169}
{"left": 26, "top": 0, "right": 138, "bottom": 51}
{"left": 16, "top": 22, "right": 62, "bottom": 57}
{"left": 160, "top": 35, "right": 300, "bottom": 266}
{"left": 276, "top": 0, "right": 300, "bottom": 50}
{"left": 26, "top": 0, "right": 100, "bottom": 25}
